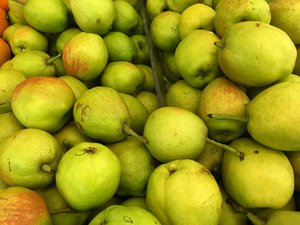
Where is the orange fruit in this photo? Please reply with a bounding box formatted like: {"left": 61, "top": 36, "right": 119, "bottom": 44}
{"left": 0, "top": 0, "right": 8, "bottom": 12}
{"left": 0, "top": 37, "right": 11, "bottom": 66}
{"left": 0, "top": 7, "right": 9, "bottom": 36}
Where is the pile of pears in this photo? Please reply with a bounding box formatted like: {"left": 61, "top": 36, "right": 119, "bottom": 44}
{"left": 1, "top": 0, "right": 300, "bottom": 224}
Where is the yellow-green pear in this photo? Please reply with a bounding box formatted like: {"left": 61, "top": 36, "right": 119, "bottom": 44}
{"left": 121, "top": 197, "right": 149, "bottom": 210}
{"left": 216, "top": 21, "right": 297, "bottom": 87}
{"left": 0, "top": 128, "right": 63, "bottom": 189}
{"left": 174, "top": 29, "right": 221, "bottom": 88}
{"left": 11, "top": 76, "right": 76, "bottom": 133}
{"left": 69, "top": 0, "right": 115, "bottom": 35}
{"left": 55, "top": 142, "right": 121, "bottom": 211}
{"left": 136, "top": 64, "right": 155, "bottom": 93}
{"left": 246, "top": 81, "right": 300, "bottom": 151}
{"left": 286, "top": 151, "right": 300, "bottom": 192}
{"left": 59, "top": 75, "right": 88, "bottom": 100}
{"left": 107, "top": 136, "right": 157, "bottom": 197}
{"left": 56, "top": 27, "right": 82, "bottom": 53}
{"left": 264, "top": 211, "right": 300, "bottom": 225}
{"left": 269, "top": 0, "right": 300, "bottom": 44}
{"left": 146, "top": 159, "right": 222, "bottom": 225}
{"left": 0, "top": 112, "right": 24, "bottom": 140}
{"left": 136, "top": 91, "right": 159, "bottom": 114}
{"left": 293, "top": 45, "right": 300, "bottom": 75}
{"left": 214, "top": 0, "right": 271, "bottom": 38}
{"left": 166, "top": 0, "right": 199, "bottom": 13}
{"left": 222, "top": 138, "right": 294, "bottom": 209}
{"left": 146, "top": 0, "right": 167, "bottom": 21}
{"left": 130, "top": 34, "right": 150, "bottom": 65}
{"left": 88, "top": 205, "right": 162, "bottom": 225}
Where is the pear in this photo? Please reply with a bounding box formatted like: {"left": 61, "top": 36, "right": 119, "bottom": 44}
{"left": 286, "top": 151, "right": 300, "bottom": 192}
{"left": 23, "top": 0, "right": 69, "bottom": 33}
{"left": 0, "top": 69, "right": 26, "bottom": 113}
{"left": 198, "top": 77, "right": 250, "bottom": 143}
{"left": 174, "top": 29, "right": 221, "bottom": 88}
{"left": 264, "top": 211, "right": 300, "bottom": 225}
{"left": 222, "top": 137, "right": 294, "bottom": 209}
{"left": 69, "top": 0, "right": 115, "bottom": 35}
{"left": 136, "top": 91, "right": 159, "bottom": 114}
{"left": 145, "top": 0, "right": 168, "bottom": 21}
{"left": 121, "top": 197, "right": 149, "bottom": 210}
{"left": 119, "top": 93, "right": 150, "bottom": 134}
{"left": 166, "top": 0, "right": 199, "bottom": 13}
{"left": 73, "top": 86, "right": 138, "bottom": 143}
{"left": 55, "top": 142, "right": 121, "bottom": 211}
{"left": 246, "top": 81, "right": 300, "bottom": 151}
{"left": 107, "top": 136, "right": 157, "bottom": 197}
{"left": 0, "top": 128, "right": 63, "bottom": 189}
{"left": 56, "top": 27, "right": 82, "bottom": 53}
{"left": 59, "top": 75, "right": 88, "bottom": 100}
{"left": 216, "top": 21, "right": 297, "bottom": 87}
{"left": 0, "top": 112, "right": 24, "bottom": 140}
{"left": 214, "top": 0, "right": 271, "bottom": 38}
{"left": 146, "top": 159, "right": 222, "bottom": 225}
{"left": 100, "top": 61, "right": 146, "bottom": 96}
{"left": 269, "top": 0, "right": 300, "bottom": 45}
{"left": 7, "top": 50, "right": 57, "bottom": 78}
{"left": 62, "top": 32, "right": 108, "bottom": 81}
{"left": 136, "top": 64, "right": 155, "bottom": 93}
{"left": 88, "top": 205, "right": 162, "bottom": 225}
{"left": 130, "top": 34, "right": 150, "bottom": 65}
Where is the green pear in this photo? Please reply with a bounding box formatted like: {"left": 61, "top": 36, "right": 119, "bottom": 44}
{"left": 56, "top": 27, "right": 82, "bottom": 53}
{"left": 293, "top": 45, "right": 300, "bottom": 75}
{"left": 53, "top": 120, "right": 94, "bottom": 152}
{"left": 165, "top": 79, "right": 202, "bottom": 114}
{"left": 214, "top": 0, "right": 271, "bottom": 38}
{"left": 112, "top": 0, "right": 139, "bottom": 35}
{"left": 59, "top": 75, "right": 88, "bottom": 100}
{"left": 130, "top": 34, "right": 150, "bottom": 65}
{"left": 269, "top": 0, "right": 300, "bottom": 44}
{"left": 23, "top": 0, "right": 69, "bottom": 33}
{"left": 146, "top": 159, "right": 222, "bottom": 225}
{"left": 11, "top": 76, "right": 76, "bottom": 133}
{"left": 88, "top": 205, "right": 162, "bottom": 225}
{"left": 62, "top": 32, "right": 108, "bottom": 81}
{"left": 178, "top": 3, "right": 216, "bottom": 39}
{"left": 136, "top": 91, "right": 159, "bottom": 114}
{"left": 143, "top": 106, "right": 208, "bottom": 162}
{"left": 0, "top": 112, "right": 24, "bottom": 140}
{"left": 0, "top": 186, "right": 52, "bottom": 225}
{"left": 103, "top": 31, "right": 137, "bottom": 62}
{"left": 7, "top": 0, "right": 27, "bottom": 24}
{"left": 161, "top": 50, "right": 182, "bottom": 83}
{"left": 136, "top": 64, "right": 155, "bottom": 92}
{"left": 174, "top": 29, "right": 221, "bottom": 88}
{"left": 0, "top": 128, "right": 63, "bottom": 188}
{"left": 7, "top": 50, "right": 57, "bottom": 78}
{"left": 264, "top": 211, "right": 300, "bottom": 225}
{"left": 218, "top": 184, "right": 248, "bottom": 225}
{"left": 146, "top": 0, "right": 168, "bottom": 21}
{"left": 100, "top": 61, "right": 146, "bottom": 96}
{"left": 73, "top": 86, "right": 134, "bottom": 143}
{"left": 121, "top": 197, "right": 149, "bottom": 210}
{"left": 246, "top": 81, "right": 300, "bottom": 151}
{"left": 0, "top": 69, "right": 26, "bottom": 113}
{"left": 69, "top": 0, "right": 115, "bottom": 35}
{"left": 2, "top": 23, "right": 23, "bottom": 42}
{"left": 166, "top": 0, "right": 199, "bottom": 13}
{"left": 222, "top": 137, "right": 294, "bottom": 209}
{"left": 55, "top": 142, "right": 121, "bottom": 211}
{"left": 216, "top": 21, "right": 297, "bottom": 87}
{"left": 107, "top": 136, "right": 157, "bottom": 197}
{"left": 119, "top": 93, "right": 150, "bottom": 134}
{"left": 36, "top": 184, "right": 91, "bottom": 225}
{"left": 7, "top": 24, "right": 48, "bottom": 55}
{"left": 198, "top": 77, "right": 250, "bottom": 143}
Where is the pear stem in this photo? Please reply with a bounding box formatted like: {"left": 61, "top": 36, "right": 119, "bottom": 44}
{"left": 47, "top": 53, "right": 62, "bottom": 65}
{"left": 207, "top": 113, "right": 249, "bottom": 123}
{"left": 123, "top": 124, "right": 148, "bottom": 144}
{"left": 214, "top": 41, "right": 225, "bottom": 49}
{"left": 50, "top": 207, "right": 74, "bottom": 214}
{"left": 40, "top": 164, "right": 55, "bottom": 174}
{"left": 206, "top": 137, "right": 245, "bottom": 160}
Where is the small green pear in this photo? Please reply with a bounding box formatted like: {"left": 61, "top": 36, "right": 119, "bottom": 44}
{"left": 100, "top": 61, "right": 146, "bottom": 96}
{"left": 246, "top": 81, "right": 300, "bottom": 151}
{"left": 23, "top": 0, "right": 69, "bottom": 33}
{"left": 69, "top": 0, "right": 115, "bottom": 35}
{"left": 88, "top": 205, "right": 162, "bottom": 225}
{"left": 216, "top": 21, "right": 297, "bottom": 87}
{"left": 136, "top": 64, "right": 155, "bottom": 93}
{"left": 166, "top": 0, "right": 199, "bottom": 13}
{"left": 0, "top": 128, "right": 63, "bottom": 189}
{"left": 214, "top": 0, "right": 271, "bottom": 38}
{"left": 107, "top": 136, "right": 157, "bottom": 197}
{"left": 121, "top": 197, "right": 149, "bottom": 210}
{"left": 0, "top": 112, "right": 24, "bottom": 140}
{"left": 55, "top": 142, "right": 121, "bottom": 211}
{"left": 136, "top": 91, "right": 159, "bottom": 114}
{"left": 130, "top": 34, "right": 150, "bottom": 65}
{"left": 146, "top": 159, "right": 222, "bottom": 225}
{"left": 222, "top": 137, "right": 294, "bottom": 209}
{"left": 59, "top": 75, "right": 88, "bottom": 100}
{"left": 73, "top": 86, "right": 132, "bottom": 143}
{"left": 145, "top": 0, "right": 168, "bottom": 21}
{"left": 56, "top": 27, "right": 82, "bottom": 53}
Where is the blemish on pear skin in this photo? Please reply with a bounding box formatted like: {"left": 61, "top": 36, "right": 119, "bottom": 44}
{"left": 123, "top": 216, "right": 133, "bottom": 223}
{"left": 169, "top": 168, "right": 176, "bottom": 175}
{"left": 254, "top": 150, "right": 259, "bottom": 154}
